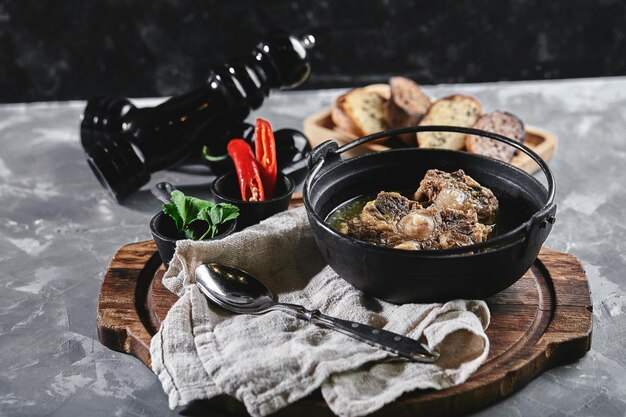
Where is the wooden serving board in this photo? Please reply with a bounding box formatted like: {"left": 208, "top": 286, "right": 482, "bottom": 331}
{"left": 303, "top": 84, "right": 557, "bottom": 175}
{"left": 97, "top": 228, "right": 591, "bottom": 416}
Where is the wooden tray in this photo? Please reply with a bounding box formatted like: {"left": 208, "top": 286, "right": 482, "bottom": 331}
{"left": 303, "top": 84, "right": 558, "bottom": 175}
{"left": 97, "top": 228, "right": 591, "bottom": 416}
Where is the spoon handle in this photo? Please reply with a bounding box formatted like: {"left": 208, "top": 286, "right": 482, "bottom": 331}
{"left": 152, "top": 182, "right": 178, "bottom": 204}
{"left": 274, "top": 303, "right": 438, "bottom": 363}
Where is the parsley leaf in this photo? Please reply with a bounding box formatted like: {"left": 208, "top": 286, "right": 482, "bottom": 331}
{"left": 162, "top": 201, "right": 183, "bottom": 231}
{"left": 162, "top": 190, "right": 239, "bottom": 240}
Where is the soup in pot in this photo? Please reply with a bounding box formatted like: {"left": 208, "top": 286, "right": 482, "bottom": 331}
{"left": 326, "top": 169, "right": 499, "bottom": 251}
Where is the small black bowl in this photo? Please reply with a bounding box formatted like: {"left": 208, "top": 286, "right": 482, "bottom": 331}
{"left": 150, "top": 211, "right": 237, "bottom": 267}
{"left": 211, "top": 172, "right": 295, "bottom": 229}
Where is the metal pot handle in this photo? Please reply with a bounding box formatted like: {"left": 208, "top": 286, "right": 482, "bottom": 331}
{"left": 305, "top": 125, "right": 556, "bottom": 210}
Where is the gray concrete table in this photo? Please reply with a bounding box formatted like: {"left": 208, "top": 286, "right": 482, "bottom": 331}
{"left": 1, "top": 77, "right": 625, "bottom": 417}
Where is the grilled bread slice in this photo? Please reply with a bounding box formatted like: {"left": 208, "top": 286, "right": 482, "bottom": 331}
{"left": 385, "top": 77, "right": 431, "bottom": 127}
{"left": 465, "top": 111, "right": 525, "bottom": 162}
{"left": 331, "top": 88, "right": 388, "bottom": 137}
{"left": 417, "top": 95, "right": 482, "bottom": 150}
{"left": 384, "top": 77, "right": 432, "bottom": 144}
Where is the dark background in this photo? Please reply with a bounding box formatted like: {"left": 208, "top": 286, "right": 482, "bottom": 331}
{"left": 1, "top": 0, "right": 625, "bottom": 103}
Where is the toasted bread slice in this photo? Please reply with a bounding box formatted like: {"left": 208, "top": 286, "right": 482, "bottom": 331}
{"left": 331, "top": 88, "right": 388, "bottom": 137}
{"left": 417, "top": 95, "right": 482, "bottom": 150}
{"left": 465, "top": 111, "right": 525, "bottom": 162}
{"left": 384, "top": 77, "right": 432, "bottom": 144}
{"left": 331, "top": 93, "right": 360, "bottom": 136}
{"left": 385, "top": 77, "right": 431, "bottom": 127}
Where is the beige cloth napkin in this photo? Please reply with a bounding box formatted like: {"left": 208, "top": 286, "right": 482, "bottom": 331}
{"left": 150, "top": 207, "right": 490, "bottom": 417}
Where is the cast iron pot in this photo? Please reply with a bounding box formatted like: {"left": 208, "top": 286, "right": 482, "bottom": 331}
{"left": 302, "top": 125, "right": 557, "bottom": 303}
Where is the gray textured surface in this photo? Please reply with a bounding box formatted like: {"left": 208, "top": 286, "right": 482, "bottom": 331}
{"left": 1, "top": 77, "right": 625, "bottom": 416}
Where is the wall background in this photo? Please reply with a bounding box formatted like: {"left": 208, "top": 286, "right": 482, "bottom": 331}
{"left": 1, "top": 0, "right": 625, "bottom": 103}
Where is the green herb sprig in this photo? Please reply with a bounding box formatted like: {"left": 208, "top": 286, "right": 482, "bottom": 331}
{"left": 163, "top": 190, "right": 239, "bottom": 240}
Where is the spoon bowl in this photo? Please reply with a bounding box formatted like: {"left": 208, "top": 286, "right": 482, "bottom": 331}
{"left": 194, "top": 262, "right": 439, "bottom": 363}
{"left": 195, "top": 263, "right": 275, "bottom": 313}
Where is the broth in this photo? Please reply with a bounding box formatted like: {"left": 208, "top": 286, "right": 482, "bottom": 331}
{"left": 326, "top": 194, "right": 374, "bottom": 234}
{"left": 326, "top": 193, "right": 517, "bottom": 245}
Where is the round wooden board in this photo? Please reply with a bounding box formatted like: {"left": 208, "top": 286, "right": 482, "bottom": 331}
{"left": 97, "top": 242, "right": 591, "bottom": 417}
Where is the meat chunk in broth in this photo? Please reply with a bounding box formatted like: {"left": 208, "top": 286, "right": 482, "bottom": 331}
{"left": 353, "top": 192, "right": 431, "bottom": 240}
{"left": 358, "top": 192, "right": 418, "bottom": 233}
{"left": 413, "top": 169, "right": 499, "bottom": 224}
{"left": 347, "top": 191, "right": 493, "bottom": 250}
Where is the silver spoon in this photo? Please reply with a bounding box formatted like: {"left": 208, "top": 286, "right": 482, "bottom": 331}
{"left": 195, "top": 263, "right": 439, "bottom": 363}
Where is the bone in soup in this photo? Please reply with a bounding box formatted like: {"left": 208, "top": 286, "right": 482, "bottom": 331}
{"left": 326, "top": 169, "right": 499, "bottom": 250}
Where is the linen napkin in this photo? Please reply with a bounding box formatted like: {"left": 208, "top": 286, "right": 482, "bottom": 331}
{"left": 150, "top": 207, "right": 490, "bottom": 417}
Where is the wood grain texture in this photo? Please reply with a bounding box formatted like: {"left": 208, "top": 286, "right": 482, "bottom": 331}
{"left": 97, "top": 240, "right": 591, "bottom": 416}
{"left": 303, "top": 84, "right": 557, "bottom": 175}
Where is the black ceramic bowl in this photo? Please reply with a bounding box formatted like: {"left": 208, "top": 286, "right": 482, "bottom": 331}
{"left": 211, "top": 172, "right": 295, "bottom": 229}
{"left": 303, "top": 125, "right": 557, "bottom": 303}
{"left": 150, "top": 211, "right": 237, "bottom": 267}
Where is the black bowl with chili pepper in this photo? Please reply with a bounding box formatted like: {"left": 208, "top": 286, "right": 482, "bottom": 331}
{"left": 211, "top": 172, "right": 295, "bottom": 229}
{"left": 201, "top": 122, "right": 311, "bottom": 181}
{"left": 213, "top": 118, "right": 295, "bottom": 229}
{"left": 201, "top": 123, "right": 255, "bottom": 175}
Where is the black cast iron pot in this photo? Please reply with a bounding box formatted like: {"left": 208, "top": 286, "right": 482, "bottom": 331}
{"left": 302, "top": 125, "right": 557, "bottom": 303}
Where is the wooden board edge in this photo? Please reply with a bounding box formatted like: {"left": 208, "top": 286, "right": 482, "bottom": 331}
{"left": 304, "top": 106, "right": 356, "bottom": 143}
{"left": 538, "top": 248, "right": 593, "bottom": 309}
{"left": 379, "top": 337, "right": 590, "bottom": 417}
{"left": 97, "top": 272, "right": 153, "bottom": 366}
{"left": 96, "top": 318, "right": 153, "bottom": 366}
{"left": 535, "top": 247, "right": 592, "bottom": 360}
{"left": 510, "top": 126, "right": 558, "bottom": 174}
{"left": 97, "top": 241, "right": 158, "bottom": 367}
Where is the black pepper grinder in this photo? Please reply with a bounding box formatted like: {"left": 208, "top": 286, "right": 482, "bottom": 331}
{"left": 80, "top": 32, "right": 315, "bottom": 202}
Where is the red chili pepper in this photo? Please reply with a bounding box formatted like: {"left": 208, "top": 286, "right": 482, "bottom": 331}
{"left": 254, "top": 118, "right": 277, "bottom": 198}
{"left": 227, "top": 139, "right": 265, "bottom": 202}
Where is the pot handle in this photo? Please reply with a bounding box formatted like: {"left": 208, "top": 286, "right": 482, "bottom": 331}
{"left": 306, "top": 125, "right": 555, "bottom": 210}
